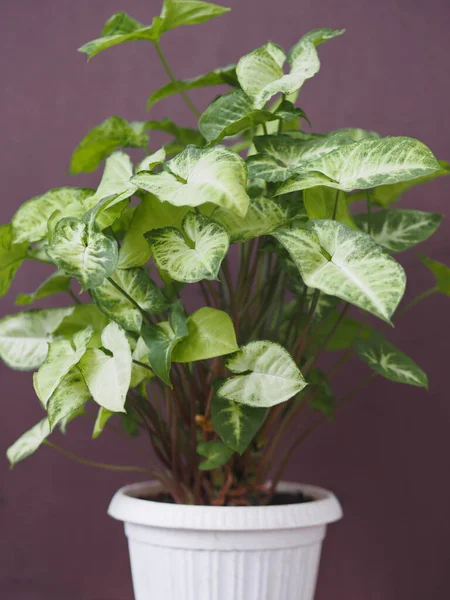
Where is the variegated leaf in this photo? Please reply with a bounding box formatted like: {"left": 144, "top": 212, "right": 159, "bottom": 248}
{"left": 7, "top": 419, "right": 50, "bottom": 467}
{"left": 355, "top": 333, "right": 428, "bottom": 388}
{"left": 131, "top": 337, "right": 154, "bottom": 387}
{"left": 211, "top": 394, "right": 266, "bottom": 454}
{"left": 46, "top": 217, "right": 118, "bottom": 289}
{"left": 135, "top": 149, "right": 167, "bottom": 174}
{"left": 355, "top": 209, "right": 443, "bottom": 253}
{"left": 47, "top": 366, "right": 91, "bottom": 429}
{"left": 172, "top": 307, "right": 238, "bottom": 362}
{"left": 146, "top": 213, "right": 229, "bottom": 283}
{"left": 16, "top": 270, "right": 72, "bottom": 305}
{"left": 91, "top": 268, "right": 168, "bottom": 333}
{"left": 160, "top": 0, "right": 230, "bottom": 33}
{"left": 0, "top": 307, "right": 73, "bottom": 370}
{"left": 274, "top": 220, "right": 406, "bottom": 323}
{"left": 89, "top": 151, "right": 137, "bottom": 209}
{"left": 218, "top": 341, "right": 307, "bottom": 408}
{"left": 132, "top": 145, "right": 250, "bottom": 217}
{"left": 33, "top": 327, "right": 93, "bottom": 406}
{"left": 146, "top": 64, "right": 237, "bottom": 108}
{"left": 11, "top": 188, "right": 94, "bottom": 244}
{"left": 70, "top": 116, "right": 149, "bottom": 174}
{"left": 236, "top": 30, "right": 344, "bottom": 109}
{"left": 78, "top": 322, "right": 132, "bottom": 412}
{"left": 0, "top": 224, "right": 28, "bottom": 296}
{"left": 197, "top": 439, "right": 233, "bottom": 470}
{"left": 275, "top": 137, "right": 441, "bottom": 194}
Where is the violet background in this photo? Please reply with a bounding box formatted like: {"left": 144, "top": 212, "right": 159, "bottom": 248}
{"left": 1, "top": 0, "right": 450, "bottom": 598}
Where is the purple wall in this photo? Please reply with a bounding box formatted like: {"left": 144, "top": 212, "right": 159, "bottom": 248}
{"left": 1, "top": 0, "right": 450, "bottom": 598}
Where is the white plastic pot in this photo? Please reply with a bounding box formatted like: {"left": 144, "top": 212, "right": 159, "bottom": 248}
{"left": 108, "top": 481, "right": 342, "bottom": 600}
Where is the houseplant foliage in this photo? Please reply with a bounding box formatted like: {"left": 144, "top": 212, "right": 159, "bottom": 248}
{"left": 4, "top": 0, "right": 449, "bottom": 506}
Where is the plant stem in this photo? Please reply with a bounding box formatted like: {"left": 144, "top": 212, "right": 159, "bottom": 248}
{"left": 397, "top": 287, "right": 437, "bottom": 316}
{"left": 293, "top": 289, "right": 320, "bottom": 362}
{"left": 68, "top": 289, "right": 81, "bottom": 305}
{"left": 153, "top": 41, "right": 200, "bottom": 118}
{"left": 132, "top": 359, "right": 154, "bottom": 373}
{"left": 106, "top": 277, "right": 154, "bottom": 324}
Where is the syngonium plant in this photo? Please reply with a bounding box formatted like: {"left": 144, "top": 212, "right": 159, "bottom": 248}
{"left": 3, "top": 0, "right": 450, "bottom": 505}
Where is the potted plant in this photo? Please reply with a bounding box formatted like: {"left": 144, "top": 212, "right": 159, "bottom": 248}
{"left": 3, "top": 1, "right": 449, "bottom": 598}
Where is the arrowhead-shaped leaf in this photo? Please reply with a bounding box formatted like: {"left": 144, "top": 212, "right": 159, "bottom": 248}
{"left": 146, "top": 213, "right": 229, "bottom": 283}
{"left": 70, "top": 116, "right": 149, "bottom": 174}
{"left": 141, "top": 300, "right": 189, "bottom": 385}
{"left": 211, "top": 394, "right": 266, "bottom": 454}
{"left": 160, "top": 0, "right": 230, "bottom": 33}
{"left": 7, "top": 419, "right": 50, "bottom": 467}
{"left": 275, "top": 137, "right": 441, "bottom": 194}
{"left": 78, "top": 322, "right": 132, "bottom": 412}
{"left": 11, "top": 188, "right": 94, "bottom": 244}
{"left": 274, "top": 220, "right": 406, "bottom": 323}
{"left": 47, "top": 366, "right": 92, "bottom": 430}
{"left": 88, "top": 152, "right": 137, "bottom": 214}
{"left": 46, "top": 217, "right": 118, "bottom": 289}
{"left": 146, "top": 64, "right": 237, "bottom": 108}
{"left": 0, "top": 307, "right": 73, "bottom": 370}
{"left": 33, "top": 327, "right": 93, "bottom": 406}
{"left": 172, "top": 307, "right": 238, "bottom": 362}
{"left": 16, "top": 270, "right": 72, "bottom": 305}
{"left": 92, "top": 268, "right": 168, "bottom": 333}
{"left": 355, "top": 209, "right": 442, "bottom": 253}
{"left": 0, "top": 224, "right": 28, "bottom": 296}
{"left": 419, "top": 255, "right": 450, "bottom": 295}
{"left": 355, "top": 333, "right": 428, "bottom": 388}
{"left": 236, "top": 30, "right": 344, "bottom": 109}
{"left": 218, "top": 340, "right": 307, "bottom": 408}
{"left": 132, "top": 145, "right": 250, "bottom": 217}
{"left": 197, "top": 439, "right": 234, "bottom": 470}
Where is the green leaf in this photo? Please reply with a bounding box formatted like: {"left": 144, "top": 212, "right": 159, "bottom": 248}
{"left": 355, "top": 209, "right": 443, "bottom": 253}
{"left": 197, "top": 439, "right": 233, "bottom": 470}
{"left": 146, "top": 213, "right": 229, "bottom": 283}
{"left": 16, "top": 270, "right": 72, "bottom": 305}
{"left": 199, "top": 89, "right": 279, "bottom": 144}
{"left": 34, "top": 326, "right": 93, "bottom": 406}
{"left": 316, "top": 315, "right": 372, "bottom": 351}
{"left": 132, "top": 145, "right": 250, "bottom": 217}
{"left": 274, "top": 220, "right": 406, "bottom": 323}
{"left": 0, "top": 224, "right": 28, "bottom": 296}
{"left": 92, "top": 407, "right": 115, "bottom": 439}
{"left": 303, "top": 187, "right": 357, "bottom": 229}
{"left": 92, "top": 268, "right": 168, "bottom": 333}
{"left": 355, "top": 333, "right": 428, "bottom": 388}
{"left": 212, "top": 195, "right": 301, "bottom": 242}
{"left": 236, "top": 30, "right": 344, "bottom": 109}
{"left": 119, "top": 194, "right": 188, "bottom": 269}
{"left": 275, "top": 137, "right": 441, "bottom": 194}
{"left": 11, "top": 188, "right": 94, "bottom": 244}
{"left": 211, "top": 394, "right": 266, "bottom": 454}
{"left": 7, "top": 419, "right": 50, "bottom": 467}
{"left": 308, "top": 369, "right": 335, "bottom": 420}
{"left": 144, "top": 119, "right": 205, "bottom": 147}
{"left": 0, "top": 307, "right": 73, "bottom": 370}
{"left": 172, "top": 307, "right": 238, "bottom": 362}
{"left": 160, "top": 0, "right": 230, "bottom": 33}
{"left": 141, "top": 300, "right": 188, "bottom": 385}
{"left": 47, "top": 366, "right": 91, "bottom": 430}
{"left": 53, "top": 303, "right": 109, "bottom": 343}
{"left": 131, "top": 337, "right": 154, "bottom": 387}
{"left": 78, "top": 322, "right": 132, "bottom": 412}
{"left": 419, "top": 255, "right": 450, "bottom": 295}
{"left": 70, "top": 117, "right": 149, "bottom": 174}
{"left": 218, "top": 340, "right": 307, "bottom": 408}
{"left": 366, "top": 160, "right": 450, "bottom": 207}
{"left": 146, "top": 64, "right": 237, "bottom": 108}
{"left": 46, "top": 217, "right": 118, "bottom": 289}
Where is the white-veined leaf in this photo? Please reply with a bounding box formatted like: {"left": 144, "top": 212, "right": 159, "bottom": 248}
{"left": 7, "top": 419, "right": 50, "bottom": 467}
{"left": 197, "top": 439, "right": 233, "bottom": 470}
{"left": 92, "top": 267, "right": 168, "bottom": 333}
{"left": 355, "top": 333, "right": 428, "bottom": 388}
{"left": 275, "top": 136, "right": 441, "bottom": 194}
{"left": 146, "top": 213, "right": 229, "bottom": 283}
{"left": 274, "top": 220, "right": 406, "bottom": 323}
{"left": 46, "top": 217, "right": 118, "bottom": 289}
{"left": 172, "top": 307, "right": 238, "bottom": 362}
{"left": 218, "top": 340, "right": 307, "bottom": 408}
{"left": 0, "top": 224, "right": 28, "bottom": 296}
{"left": 78, "top": 322, "right": 132, "bottom": 412}
{"left": 211, "top": 394, "right": 266, "bottom": 454}
{"left": 0, "top": 307, "right": 73, "bottom": 370}
{"left": 236, "top": 30, "right": 344, "bottom": 109}
{"left": 132, "top": 145, "right": 250, "bottom": 217}
{"left": 16, "top": 270, "right": 72, "bottom": 305}
{"left": 47, "top": 366, "right": 92, "bottom": 430}
{"left": 355, "top": 209, "right": 443, "bottom": 253}
{"left": 89, "top": 151, "right": 137, "bottom": 212}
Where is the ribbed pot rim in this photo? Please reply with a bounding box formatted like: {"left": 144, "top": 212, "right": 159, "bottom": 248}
{"left": 108, "top": 481, "right": 343, "bottom": 531}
